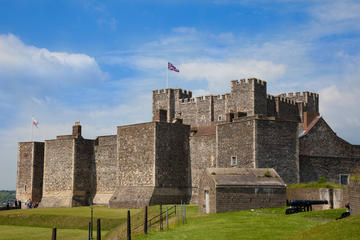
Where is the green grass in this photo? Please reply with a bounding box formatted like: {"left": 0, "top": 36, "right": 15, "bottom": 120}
{"left": 287, "top": 182, "right": 344, "bottom": 189}
{"left": 134, "top": 207, "right": 356, "bottom": 240}
{"left": 291, "top": 214, "right": 360, "bottom": 240}
{"left": 0, "top": 205, "right": 358, "bottom": 240}
{"left": 0, "top": 225, "right": 106, "bottom": 240}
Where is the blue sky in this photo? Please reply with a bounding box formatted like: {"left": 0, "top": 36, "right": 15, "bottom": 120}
{"left": 1, "top": 0, "right": 360, "bottom": 189}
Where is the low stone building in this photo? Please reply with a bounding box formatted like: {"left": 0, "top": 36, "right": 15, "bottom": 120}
{"left": 198, "top": 168, "right": 286, "bottom": 213}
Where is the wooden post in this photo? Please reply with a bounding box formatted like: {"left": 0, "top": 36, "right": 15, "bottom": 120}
{"left": 51, "top": 227, "right": 56, "bottom": 240}
{"left": 97, "top": 219, "right": 101, "bottom": 240}
{"left": 144, "top": 206, "right": 148, "bottom": 234}
{"left": 127, "top": 210, "right": 131, "bottom": 240}
{"left": 160, "top": 203, "right": 163, "bottom": 231}
{"left": 177, "top": 205, "right": 180, "bottom": 226}
{"left": 182, "top": 204, "right": 185, "bottom": 225}
{"left": 184, "top": 204, "right": 187, "bottom": 224}
{"left": 166, "top": 207, "right": 169, "bottom": 230}
{"left": 90, "top": 206, "right": 93, "bottom": 240}
{"left": 88, "top": 222, "right": 91, "bottom": 240}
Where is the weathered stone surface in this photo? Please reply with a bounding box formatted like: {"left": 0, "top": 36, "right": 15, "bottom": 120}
{"left": 286, "top": 188, "right": 347, "bottom": 210}
{"left": 299, "top": 117, "right": 360, "bottom": 184}
{"left": 16, "top": 142, "right": 44, "bottom": 206}
{"left": 109, "top": 121, "right": 190, "bottom": 208}
{"left": 199, "top": 168, "right": 286, "bottom": 213}
{"left": 255, "top": 118, "right": 299, "bottom": 184}
{"left": 93, "top": 135, "right": 117, "bottom": 205}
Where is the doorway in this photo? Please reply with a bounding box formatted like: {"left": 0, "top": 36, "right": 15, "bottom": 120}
{"left": 205, "top": 190, "right": 210, "bottom": 213}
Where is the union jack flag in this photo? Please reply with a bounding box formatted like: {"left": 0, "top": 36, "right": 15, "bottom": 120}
{"left": 168, "top": 62, "right": 179, "bottom": 72}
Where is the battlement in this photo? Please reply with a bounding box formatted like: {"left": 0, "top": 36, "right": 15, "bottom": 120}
{"left": 152, "top": 88, "right": 192, "bottom": 99}
{"left": 180, "top": 98, "right": 196, "bottom": 104}
{"left": 278, "top": 91, "right": 319, "bottom": 99}
{"left": 277, "top": 96, "right": 297, "bottom": 105}
{"left": 231, "top": 78, "right": 267, "bottom": 88}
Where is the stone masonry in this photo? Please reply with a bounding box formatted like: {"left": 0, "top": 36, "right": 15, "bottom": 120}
{"left": 16, "top": 78, "right": 360, "bottom": 207}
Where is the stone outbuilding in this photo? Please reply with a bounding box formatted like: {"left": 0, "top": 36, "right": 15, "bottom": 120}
{"left": 198, "top": 168, "right": 286, "bottom": 213}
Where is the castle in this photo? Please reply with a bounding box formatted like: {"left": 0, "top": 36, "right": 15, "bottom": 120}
{"left": 16, "top": 78, "right": 360, "bottom": 208}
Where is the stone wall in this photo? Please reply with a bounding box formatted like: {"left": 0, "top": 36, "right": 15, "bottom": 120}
{"left": 216, "top": 118, "right": 255, "bottom": 168}
{"left": 299, "top": 156, "right": 360, "bottom": 184}
{"left": 16, "top": 142, "right": 44, "bottom": 205}
{"left": 93, "top": 135, "right": 117, "bottom": 205}
{"left": 255, "top": 119, "right": 299, "bottom": 184}
{"left": 41, "top": 137, "right": 74, "bottom": 207}
{"left": 110, "top": 121, "right": 190, "bottom": 208}
{"left": 117, "top": 122, "right": 156, "bottom": 188}
{"left": 215, "top": 186, "right": 286, "bottom": 213}
{"left": 286, "top": 188, "right": 346, "bottom": 210}
{"left": 73, "top": 138, "right": 94, "bottom": 206}
{"left": 189, "top": 133, "right": 216, "bottom": 204}
{"left": 299, "top": 117, "right": 360, "bottom": 184}
{"left": 348, "top": 177, "right": 360, "bottom": 215}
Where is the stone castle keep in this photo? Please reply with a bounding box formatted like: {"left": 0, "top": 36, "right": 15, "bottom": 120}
{"left": 16, "top": 78, "right": 360, "bottom": 208}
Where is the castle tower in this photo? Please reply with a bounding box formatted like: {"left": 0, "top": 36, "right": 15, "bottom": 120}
{"left": 152, "top": 88, "right": 192, "bottom": 123}
{"left": 16, "top": 141, "right": 44, "bottom": 206}
{"left": 41, "top": 122, "right": 95, "bottom": 207}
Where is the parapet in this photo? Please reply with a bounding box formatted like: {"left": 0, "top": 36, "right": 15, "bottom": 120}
{"left": 152, "top": 88, "right": 192, "bottom": 100}
{"left": 231, "top": 78, "right": 267, "bottom": 88}
{"left": 278, "top": 91, "right": 319, "bottom": 100}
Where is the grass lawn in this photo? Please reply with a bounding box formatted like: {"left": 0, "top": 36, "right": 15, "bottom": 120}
{"left": 0, "top": 206, "right": 142, "bottom": 239}
{"left": 134, "top": 206, "right": 358, "bottom": 240}
{"left": 0, "top": 205, "right": 358, "bottom": 240}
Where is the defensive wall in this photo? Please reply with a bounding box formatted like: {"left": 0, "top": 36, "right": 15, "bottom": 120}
{"left": 108, "top": 120, "right": 190, "bottom": 208}
{"left": 152, "top": 78, "right": 319, "bottom": 129}
{"left": 16, "top": 142, "right": 44, "bottom": 206}
{"left": 299, "top": 117, "right": 360, "bottom": 184}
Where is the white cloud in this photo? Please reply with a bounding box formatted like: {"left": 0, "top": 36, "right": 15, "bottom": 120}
{"left": 0, "top": 34, "right": 106, "bottom": 84}
{"left": 179, "top": 59, "right": 286, "bottom": 92}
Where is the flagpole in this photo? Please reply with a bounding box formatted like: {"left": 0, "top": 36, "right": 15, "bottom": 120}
{"left": 166, "top": 63, "right": 168, "bottom": 89}
{"left": 31, "top": 117, "right": 33, "bottom": 142}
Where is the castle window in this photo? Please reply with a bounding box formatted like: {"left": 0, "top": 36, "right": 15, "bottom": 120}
{"left": 231, "top": 156, "right": 237, "bottom": 166}
{"left": 218, "top": 115, "right": 222, "bottom": 121}
{"left": 340, "top": 174, "right": 350, "bottom": 185}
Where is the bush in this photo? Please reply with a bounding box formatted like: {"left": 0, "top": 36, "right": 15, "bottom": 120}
{"left": 317, "top": 177, "right": 326, "bottom": 184}
{"left": 264, "top": 170, "right": 272, "bottom": 178}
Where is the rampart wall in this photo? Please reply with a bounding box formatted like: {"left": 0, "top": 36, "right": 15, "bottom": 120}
{"left": 255, "top": 119, "right": 299, "bottom": 184}
{"left": 189, "top": 130, "right": 216, "bottom": 204}
{"left": 93, "top": 135, "right": 117, "bottom": 205}
{"left": 73, "top": 138, "right": 94, "bottom": 206}
{"left": 216, "top": 118, "right": 255, "bottom": 168}
{"left": 16, "top": 142, "right": 44, "bottom": 205}
{"left": 41, "top": 137, "right": 74, "bottom": 207}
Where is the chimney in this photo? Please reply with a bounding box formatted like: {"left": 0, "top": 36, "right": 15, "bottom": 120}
{"left": 72, "top": 121, "right": 82, "bottom": 137}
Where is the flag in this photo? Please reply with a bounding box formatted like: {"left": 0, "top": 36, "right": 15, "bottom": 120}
{"left": 32, "top": 117, "right": 38, "bottom": 128}
{"left": 168, "top": 62, "right": 179, "bottom": 72}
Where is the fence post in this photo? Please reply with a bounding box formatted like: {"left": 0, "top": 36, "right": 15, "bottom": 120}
{"left": 144, "top": 206, "right": 148, "bottom": 234}
{"left": 182, "top": 204, "right": 185, "bottom": 225}
{"left": 127, "top": 210, "right": 131, "bottom": 240}
{"left": 184, "top": 204, "right": 187, "bottom": 224}
{"left": 97, "top": 219, "right": 101, "bottom": 240}
{"left": 90, "top": 205, "right": 93, "bottom": 240}
{"left": 51, "top": 227, "right": 56, "bottom": 240}
{"left": 159, "top": 203, "right": 163, "bottom": 231}
{"left": 88, "top": 222, "right": 91, "bottom": 240}
{"left": 166, "top": 207, "right": 169, "bottom": 230}
{"left": 177, "top": 205, "right": 180, "bottom": 226}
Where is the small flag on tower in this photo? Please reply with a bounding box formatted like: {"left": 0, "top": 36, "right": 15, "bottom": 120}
{"left": 32, "top": 117, "right": 38, "bottom": 128}
{"left": 168, "top": 62, "right": 179, "bottom": 72}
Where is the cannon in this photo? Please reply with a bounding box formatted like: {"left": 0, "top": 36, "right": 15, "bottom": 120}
{"left": 285, "top": 200, "right": 328, "bottom": 214}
